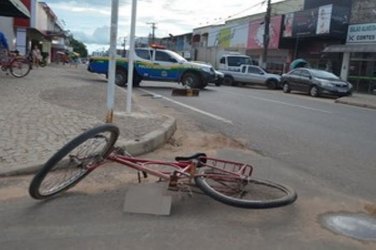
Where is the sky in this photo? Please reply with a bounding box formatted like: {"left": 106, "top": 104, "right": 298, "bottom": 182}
{"left": 41, "top": 0, "right": 281, "bottom": 53}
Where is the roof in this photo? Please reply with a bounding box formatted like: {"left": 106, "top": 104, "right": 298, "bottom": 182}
{"left": 0, "top": 0, "right": 30, "bottom": 18}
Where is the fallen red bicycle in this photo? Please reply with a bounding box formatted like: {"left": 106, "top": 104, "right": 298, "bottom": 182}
{"left": 29, "top": 124, "right": 297, "bottom": 209}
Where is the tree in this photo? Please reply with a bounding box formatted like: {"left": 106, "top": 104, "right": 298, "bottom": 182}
{"left": 68, "top": 35, "right": 88, "bottom": 57}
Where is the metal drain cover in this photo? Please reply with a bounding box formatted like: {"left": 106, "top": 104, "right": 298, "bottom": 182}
{"left": 321, "top": 212, "right": 376, "bottom": 241}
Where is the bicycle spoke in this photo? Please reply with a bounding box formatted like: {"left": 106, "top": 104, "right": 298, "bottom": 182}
{"left": 10, "top": 59, "right": 30, "bottom": 77}
{"left": 37, "top": 131, "right": 112, "bottom": 196}
{"left": 199, "top": 169, "right": 290, "bottom": 202}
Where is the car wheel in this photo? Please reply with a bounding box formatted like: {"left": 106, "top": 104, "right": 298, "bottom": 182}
{"left": 133, "top": 72, "right": 142, "bottom": 87}
{"left": 267, "top": 79, "right": 278, "bottom": 89}
{"left": 282, "top": 82, "right": 291, "bottom": 93}
{"left": 182, "top": 72, "right": 201, "bottom": 88}
{"left": 223, "top": 76, "right": 237, "bottom": 86}
{"left": 309, "top": 86, "right": 319, "bottom": 97}
{"left": 115, "top": 69, "right": 127, "bottom": 87}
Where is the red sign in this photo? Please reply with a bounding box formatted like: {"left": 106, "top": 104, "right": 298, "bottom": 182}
{"left": 247, "top": 15, "right": 282, "bottom": 49}
{"left": 14, "top": 0, "right": 31, "bottom": 27}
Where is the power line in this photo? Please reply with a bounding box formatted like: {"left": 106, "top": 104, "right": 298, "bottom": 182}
{"left": 199, "top": 1, "right": 266, "bottom": 26}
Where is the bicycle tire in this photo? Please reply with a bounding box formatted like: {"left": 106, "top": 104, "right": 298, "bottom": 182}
{"left": 29, "top": 124, "right": 119, "bottom": 200}
{"left": 10, "top": 58, "right": 31, "bottom": 78}
{"left": 194, "top": 167, "right": 297, "bottom": 209}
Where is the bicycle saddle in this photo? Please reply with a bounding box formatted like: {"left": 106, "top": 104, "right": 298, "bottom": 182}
{"left": 175, "top": 153, "right": 207, "bottom": 163}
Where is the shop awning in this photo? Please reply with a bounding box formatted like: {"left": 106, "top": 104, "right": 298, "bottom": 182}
{"left": 0, "top": 0, "right": 30, "bottom": 18}
{"left": 323, "top": 44, "right": 376, "bottom": 53}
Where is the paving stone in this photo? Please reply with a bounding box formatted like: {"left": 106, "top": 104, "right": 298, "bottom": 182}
{"left": 0, "top": 64, "right": 173, "bottom": 176}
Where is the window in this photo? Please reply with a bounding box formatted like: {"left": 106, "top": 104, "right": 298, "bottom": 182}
{"left": 135, "top": 49, "right": 150, "bottom": 60}
{"left": 227, "top": 56, "right": 252, "bottom": 67}
{"left": 220, "top": 57, "right": 225, "bottom": 64}
{"left": 300, "top": 70, "right": 311, "bottom": 78}
{"left": 290, "top": 69, "right": 302, "bottom": 76}
{"left": 248, "top": 66, "right": 262, "bottom": 74}
{"left": 155, "top": 51, "right": 173, "bottom": 62}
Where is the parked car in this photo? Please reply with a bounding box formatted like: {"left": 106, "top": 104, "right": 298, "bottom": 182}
{"left": 213, "top": 69, "right": 224, "bottom": 86}
{"left": 281, "top": 68, "right": 353, "bottom": 97}
{"left": 222, "top": 65, "right": 281, "bottom": 89}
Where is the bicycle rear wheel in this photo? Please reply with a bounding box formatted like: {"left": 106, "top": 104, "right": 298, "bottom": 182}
{"left": 10, "top": 58, "right": 31, "bottom": 78}
{"left": 195, "top": 167, "right": 297, "bottom": 209}
{"left": 29, "top": 124, "right": 119, "bottom": 200}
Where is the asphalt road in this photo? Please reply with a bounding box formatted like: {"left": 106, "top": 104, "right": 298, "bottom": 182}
{"left": 135, "top": 82, "right": 376, "bottom": 201}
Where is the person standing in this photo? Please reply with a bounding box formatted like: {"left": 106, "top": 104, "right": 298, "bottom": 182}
{"left": 32, "top": 45, "right": 42, "bottom": 68}
{"left": 0, "top": 30, "right": 9, "bottom": 62}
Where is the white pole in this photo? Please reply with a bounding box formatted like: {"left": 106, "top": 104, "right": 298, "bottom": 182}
{"left": 106, "top": 0, "right": 119, "bottom": 123}
{"left": 126, "top": 0, "right": 138, "bottom": 113}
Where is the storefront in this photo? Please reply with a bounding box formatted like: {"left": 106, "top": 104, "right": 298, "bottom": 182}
{"left": 324, "top": 23, "right": 376, "bottom": 94}
{"left": 246, "top": 15, "right": 288, "bottom": 74}
{"left": 0, "top": 0, "right": 30, "bottom": 54}
{"left": 280, "top": 4, "right": 349, "bottom": 75}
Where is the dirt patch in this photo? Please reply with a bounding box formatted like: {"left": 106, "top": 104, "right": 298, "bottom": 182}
{"left": 364, "top": 203, "right": 376, "bottom": 216}
{"left": 134, "top": 93, "right": 248, "bottom": 160}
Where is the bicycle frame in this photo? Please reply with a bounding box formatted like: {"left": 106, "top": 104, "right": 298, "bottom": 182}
{"left": 108, "top": 153, "right": 196, "bottom": 181}
{"left": 103, "top": 152, "right": 254, "bottom": 184}
{"left": 0, "top": 53, "right": 15, "bottom": 67}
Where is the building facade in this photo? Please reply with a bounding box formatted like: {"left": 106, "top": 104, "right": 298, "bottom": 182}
{"left": 1, "top": 0, "right": 68, "bottom": 63}
{"left": 188, "top": 0, "right": 304, "bottom": 70}
{"left": 280, "top": 0, "right": 351, "bottom": 76}
{"left": 325, "top": 0, "right": 376, "bottom": 93}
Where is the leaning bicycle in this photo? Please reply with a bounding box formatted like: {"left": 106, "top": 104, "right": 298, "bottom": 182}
{"left": 29, "top": 124, "right": 297, "bottom": 209}
{"left": 0, "top": 50, "right": 31, "bottom": 78}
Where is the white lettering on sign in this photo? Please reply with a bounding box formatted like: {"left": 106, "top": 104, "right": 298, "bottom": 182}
{"left": 347, "top": 23, "right": 376, "bottom": 44}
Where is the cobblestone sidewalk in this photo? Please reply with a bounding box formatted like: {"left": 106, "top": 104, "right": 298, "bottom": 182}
{"left": 0, "top": 64, "right": 175, "bottom": 176}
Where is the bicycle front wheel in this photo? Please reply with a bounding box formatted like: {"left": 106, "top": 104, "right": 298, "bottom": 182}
{"left": 195, "top": 167, "right": 297, "bottom": 209}
{"left": 10, "top": 58, "right": 31, "bottom": 78}
{"left": 29, "top": 124, "right": 119, "bottom": 200}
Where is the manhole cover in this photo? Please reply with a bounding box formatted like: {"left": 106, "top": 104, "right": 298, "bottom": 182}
{"left": 321, "top": 212, "right": 376, "bottom": 241}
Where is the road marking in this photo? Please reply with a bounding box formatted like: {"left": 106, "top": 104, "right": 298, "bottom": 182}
{"left": 218, "top": 88, "right": 333, "bottom": 114}
{"left": 250, "top": 95, "right": 333, "bottom": 113}
{"left": 137, "top": 89, "right": 233, "bottom": 124}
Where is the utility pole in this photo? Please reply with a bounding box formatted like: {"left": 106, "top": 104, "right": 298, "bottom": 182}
{"left": 147, "top": 22, "right": 157, "bottom": 44}
{"left": 261, "top": 0, "right": 271, "bottom": 69}
{"left": 122, "top": 37, "right": 126, "bottom": 57}
{"left": 106, "top": 0, "right": 119, "bottom": 123}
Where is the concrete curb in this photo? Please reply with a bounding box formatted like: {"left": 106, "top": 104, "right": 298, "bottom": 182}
{"left": 334, "top": 99, "right": 376, "bottom": 110}
{"left": 0, "top": 115, "right": 177, "bottom": 177}
{"left": 116, "top": 114, "right": 177, "bottom": 156}
{"left": 0, "top": 162, "right": 44, "bottom": 177}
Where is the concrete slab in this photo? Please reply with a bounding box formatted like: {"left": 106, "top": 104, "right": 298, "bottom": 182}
{"left": 123, "top": 182, "right": 172, "bottom": 216}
